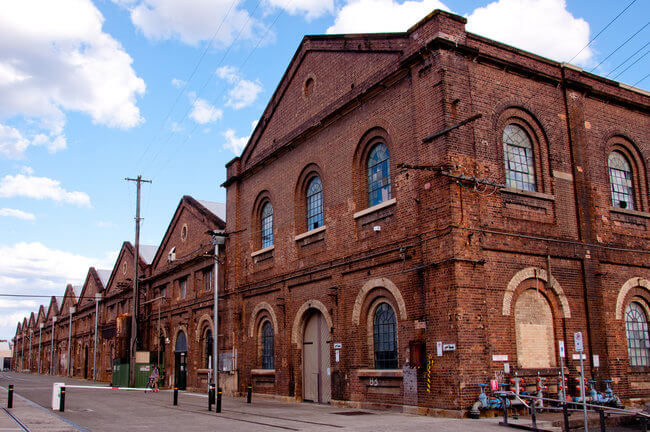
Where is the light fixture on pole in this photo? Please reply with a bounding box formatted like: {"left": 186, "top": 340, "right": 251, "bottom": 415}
{"left": 50, "top": 316, "right": 57, "bottom": 374}
{"left": 207, "top": 229, "right": 226, "bottom": 407}
{"left": 93, "top": 293, "right": 102, "bottom": 381}
{"left": 38, "top": 323, "right": 44, "bottom": 374}
{"left": 67, "top": 307, "right": 75, "bottom": 377}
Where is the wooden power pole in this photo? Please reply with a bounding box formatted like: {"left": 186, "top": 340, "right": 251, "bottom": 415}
{"left": 125, "top": 175, "right": 151, "bottom": 387}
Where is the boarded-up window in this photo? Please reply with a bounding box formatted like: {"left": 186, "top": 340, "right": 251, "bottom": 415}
{"left": 515, "top": 288, "right": 556, "bottom": 368}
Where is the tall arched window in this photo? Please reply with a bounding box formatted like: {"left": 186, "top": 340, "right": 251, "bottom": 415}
{"left": 204, "top": 329, "right": 213, "bottom": 369}
{"left": 608, "top": 152, "right": 635, "bottom": 210}
{"left": 261, "top": 321, "right": 274, "bottom": 369}
{"left": 625, "top": 302, "right": 649, "bottom": 366}
{"left": 503, "top": 124, "right": 536, "bottom": 191}
{"left": 367, "top": 143, "right": 391, "bottom": 207}
{"left": 306, "top": 176, "right": 323, "bottom": 230}
{"left": 373, "top": 302, "right": 398, "bottom": 369}
{"left": 260, "top": 202, "right": 273, "bottom": 248}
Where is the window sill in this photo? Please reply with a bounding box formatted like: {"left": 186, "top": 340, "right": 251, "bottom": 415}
{"left": 357, "top": 368, "right": 403, "bottom": 378}
{"left": 501, "top": 187, "right": 554, "bottom": 201}
{"left": 251, "top": 245, "right": 275, "bottom": 258}
{"left": 610, "top": 207, "right": 650, "bottom": 219}
{"left": 295, "top": 225, "right": 326, "bottom": 241}
{"left": 197, "top": 368, "right": 211, "bottom": 374}
{"left": 251, "top": 369, "right": 275, "bottom": 376}
{"left": 353, "top": 198, "right": 397, "bottom": 219}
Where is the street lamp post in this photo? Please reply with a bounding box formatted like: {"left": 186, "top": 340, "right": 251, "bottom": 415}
{"left": 67, "top": 307, "right": 75, "bottom": 377}
{"left": 28, "top": 329, "right": 33, "bottom": 371}
{"left": 38, "top": 324, "right": 44, "bottom": 374}
{"left": 50, "top": 316, "right": 57, "bottom": 375}
{"left": 93, "top": 293, "right": 102, "bottom": 381}
{"left": 20, "top": 332, "right": 24, "bottom": 372}
{"left": 208, "top": 230, "right": 226, "bottom": 402}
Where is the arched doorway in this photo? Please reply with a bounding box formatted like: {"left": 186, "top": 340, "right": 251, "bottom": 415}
{"left": 303, "top": 311, "right": 330, "bottom": 403}
{"left": 83, "top": 345, "right": 89, "bottom": 379}
{"left": 174, "top": 331, "right": 187, "bottom": 390}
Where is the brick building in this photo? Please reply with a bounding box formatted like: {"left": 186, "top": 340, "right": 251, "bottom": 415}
{"left": 11, "top": 8, "right": 649, "bottom": 416}
{"left": 222, "top": 9, "right": 649, "bottom": 413}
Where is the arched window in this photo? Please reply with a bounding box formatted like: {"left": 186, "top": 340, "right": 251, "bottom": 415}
{"left": 503, "top": 124, "right": 536, "bottom": 191}
{"left": 625, "top": 302, "right": 649, "bottom": 366}
{"left": 608, "top": 152, "right": 635, "bottom": 210}
{"left": 373, "top": 302, "right": 398, "bottom": 369}
{"left": 306, "top": 176, "right": 323, "bottom": 230}
{"left": 367, "top": 143, "right": 391, "bottom": 207}
{"left": 261, "top": 321, "right": 274, "bottom": 369}
{"left": 260, "top": 202, "right": 273, "bottom": 248}
{"left": 204, "top": 329, "right": 213, "bottom": 369}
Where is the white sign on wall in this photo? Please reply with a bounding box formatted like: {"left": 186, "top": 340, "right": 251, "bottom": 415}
{"left": 436, "top": 341, "right": 443, "bottom": 357}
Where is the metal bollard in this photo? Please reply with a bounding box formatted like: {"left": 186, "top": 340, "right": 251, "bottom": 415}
{"left": 247, "top": 386, "right": 252, "bottom": 404}
{"left": 60, "top": 387, "right": 65, "bottom": 412}
{"left": 531, "top": 403, "right": 538, "bottom": 431}
{"left": 7, "top": 385, "right": 13, "bottom": 409}
{"left": 641, "top": 416, "right": 647, "bottom": 432}
{"left": 173, "top": 387, "right": 178, "bottom": 406}
{"left": 599, "top": 409, "right": 606, "bottom": 432}
{"left": 216, "top": 388, "right": 222, "bottom": 413}
{"left": 501, "top": 396, "right": 508, "bottom": 425}
{"left": 562, "top": 403, "right": 570, "bottom": 432}
{"left": 208, "top": 384, "right": 214, "bottom": 411}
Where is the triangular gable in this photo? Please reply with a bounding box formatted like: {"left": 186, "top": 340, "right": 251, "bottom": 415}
{"left": 237, "top": 35, "right": 406, "bottom": 170}
{"left": 59, "top": 284, "right": 78, "bottom": 317}
{"left": 21, "top": 318, "right": 27, "bottom": 334}
{"left": 28, "top": 312, "right": 35, "bottom": 331}
{"left": 104, "top": 242, "right": 149, "bottom": 297}
{"left": 37, "top": 306, "right": 46, "bottom": 326}
{"left": 150, "top": 196, "right": 225, "bottom": 274}
{"left": 46, "top": 296, "right": 59, "bottom": 322}
{"left": 78, "top": 267, "right": 104, "bottom": 310}
{"left": 15, "top": 321, "right": 22, "bottom": 337}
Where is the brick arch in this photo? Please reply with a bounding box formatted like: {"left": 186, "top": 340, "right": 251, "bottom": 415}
{"left": 502, "top": 267, "right": 571, "bottom": 318}
{"left": 171, "top": 325, "right": 189, "bottom": 352}
{"left": 352, "top": 277, "right": 407, "bottom": 325}
{"left": 248, "top": 301, "right": 279, "bottom": 337}
{"left": 615, "top": 277, "right": 650, "bottom": 320}
{"left": 291, "top": 300, "right": 333, "bottom": 346}
{"left": 194, "top": 314, "right": 213, "bottom": 342}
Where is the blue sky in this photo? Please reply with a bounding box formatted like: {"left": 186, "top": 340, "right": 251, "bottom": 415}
{"left": 1, "top": 0, "right": 648, "bottom": 342}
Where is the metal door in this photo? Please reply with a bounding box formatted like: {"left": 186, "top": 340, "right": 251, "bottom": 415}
{"left": 175, "top": 352, "right": 187, "bottom": 389}
{"left": 303, "top": 312, "right": 331, "bottom": 403}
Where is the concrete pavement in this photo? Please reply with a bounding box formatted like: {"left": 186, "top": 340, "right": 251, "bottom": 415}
{"left": 0, "top": 372, "right": 510, "bottom": 432}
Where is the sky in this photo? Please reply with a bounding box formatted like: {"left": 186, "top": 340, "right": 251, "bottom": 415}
{"left": 1, "top": 0, "right": 648, "bottom": 343}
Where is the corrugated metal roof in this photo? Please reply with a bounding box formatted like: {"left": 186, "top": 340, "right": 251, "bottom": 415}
{"left": 198, "top": 200, "right": 226, "bottom": 222}
{"left": 139, "top": 245, "right": 158, "bottom": 265}
{"left": 96, "top": 269, "right": 111, "bottom": 288}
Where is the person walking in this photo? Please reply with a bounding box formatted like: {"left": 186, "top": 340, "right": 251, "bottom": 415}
{"left": 146, "top": 364, "right": 160, "bottom": 393}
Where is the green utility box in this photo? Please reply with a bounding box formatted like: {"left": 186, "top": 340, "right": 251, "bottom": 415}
{"left": 112, "top": 359, "right": 129, "bottom": 387}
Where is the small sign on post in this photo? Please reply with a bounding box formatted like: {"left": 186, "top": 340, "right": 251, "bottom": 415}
{"left": 574, "top": 332, "right": 583, "bottom": 352}
{"left": 558, "top": 340, "right": 565, "bottom": 358}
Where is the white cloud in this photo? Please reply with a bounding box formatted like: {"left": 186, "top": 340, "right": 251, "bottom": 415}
{"left": 0, "top": 208, "right": 36, "bottom": 221}
{"left": 466, "top": 0, "right": 592, "bottom": 64}
{"left": 21, "top": 166, "right": 34, "bottom": 175}
{"left": 171, "top": 78, "right": 186, "bottom": 88}
{"left": 222, "top": 129, "right": 249, "bottom": 155}
{"left": 120, "top": 0, "right": 267, "bottom": 46}
{"left": 97, "top": 220, "right": 117, "bottom": 228}
{"left": 216, "top": 66, "right": 263, "bottom": 110}
{"left": 0, "top": 174, "right": 91, "bottom": 207}
{"left": 266, "top": 0, "right": 335, "bottom": 20}
{"left": 0, "top": 242, "right": 117, "bottom": 340}
{"left": 327, "top": 0, "right": 450, "bottom": 34}
{"left": 0, "top": 124, "right": 67, "bottom": 158}
{"left": 0, "top": 0, "right": 146, "bottom": 137}
{"left": 189, "top": 98, "right": 223, "bottom": 124}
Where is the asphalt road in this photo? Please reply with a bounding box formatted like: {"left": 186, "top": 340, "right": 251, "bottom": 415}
{"left": 0, "top": 372, "right": 510, "bottom": 432}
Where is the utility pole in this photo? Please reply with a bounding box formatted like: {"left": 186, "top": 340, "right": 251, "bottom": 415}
{"left": 125, "top": 175, "right": 151, "bottom": 387}
{"left": 207, "top": 230, "right": 226, "bottom": 408}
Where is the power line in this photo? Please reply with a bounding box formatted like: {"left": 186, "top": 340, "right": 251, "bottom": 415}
{"left": 633, "top": 72, "right": 649, "bottom": 86}
{"left": 567, "top": 0, "right": 638, "bottom": 64}
{"left": 589, "top": 22, "right": 648, "bottom": 72}
{"left": 606, "top": 42, "right": 649, "bottom": 76}
{"left": 612, "top": 50, "right": 649, "bottom": 79}
{"left": 133, "top": 0, "right": 239, "bottom": 170}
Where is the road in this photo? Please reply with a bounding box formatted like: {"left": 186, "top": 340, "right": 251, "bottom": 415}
{"left": 0, "top": 372, "right": 512, "bottom": 432}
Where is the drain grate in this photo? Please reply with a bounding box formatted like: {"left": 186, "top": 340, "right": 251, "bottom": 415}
{"left": 332, "top": 411, "right": 373, "bottom": 416}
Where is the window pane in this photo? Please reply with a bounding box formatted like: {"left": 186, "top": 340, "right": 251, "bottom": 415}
{"left": 503, "top": 124, "right": 536, "bottom": 191}
{"left": 205, "top": 330, "right": 213, "bottom": 369}
{"left": 204, "top": 269, "right": 212, "bottom": 291}
{"left": 261, "top": 202, "right": 273, "bottom": 248}
{"left": 608, "top": 152, "right": 635, "bottom": 210}
{"left": 373, "top": 302, "right": 398, "bottom": 369}
{"left": 306, "top": 176, "right": 323, "bottom": 230}
{"left": 625, "top": 302, "right": 650, "bottom": 366}
{"left": 367, "top": 143, "right": 391, "bottom": 207}
{"left": 262, "top": 321, "right": 274, "bottom": 369}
